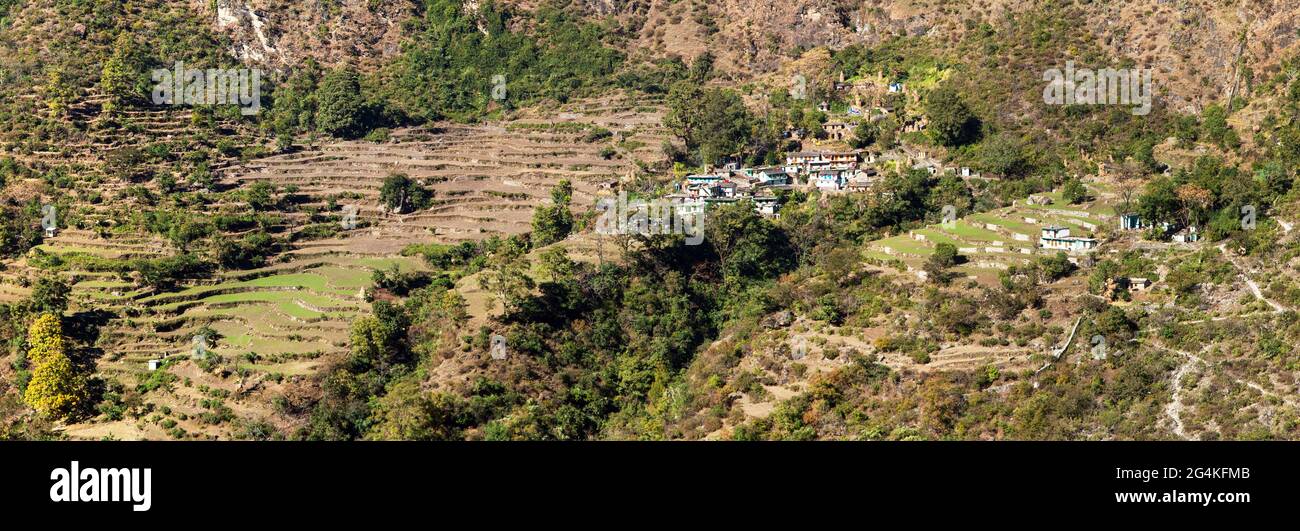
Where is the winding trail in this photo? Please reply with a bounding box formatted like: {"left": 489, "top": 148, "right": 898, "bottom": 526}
{"left": 1217, "top": 243, "right": 1287, "bottom": 313}
{"left": 1150, "top": 340, "right": 1300, "bottom": 440}
{"left": 1164, "top": 354, "right": 1198, "bottom": 440}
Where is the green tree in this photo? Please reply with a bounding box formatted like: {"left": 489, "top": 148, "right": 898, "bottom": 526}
{"left": 925, "top": 86, "right": 979, "bottom": 147}
{"left": 974, "top": 132, "right": 1031, "bottom": 178}
{"left": 478, "top": 239, "right": 536, "bottom": 312}
{"left": 1062, "top": 177, "right": 1088, "bottom": 204}
{"left": 27, "top": 276, "right": 70, "bottom": 315}
{"left": 537, "top": 246, "right": 575, "bottom": 282}
{"left": 316, "top": 67, "right": 368, "bottom": 138}
{"left": 664, "top": 82, "right": 753, "bottom": 164}
{"left": 704, "top": 202, "right": 794, "bottom": 282}
{"left": 379, "top": 173, "right": 433, "bottom": 213}
{"left": 347, "top": 301, "right": 411, "bottom": 374}
{"left": 1037, "top": 251, "right": 1074, "bottom": 282}
{"left": 850, "top": 121, "right": 877, "bottom": 149}
{"left": 101, "top": 34, "right": 143, "bottom": 110}
{"left": 924, "top": 243, "right": 960, "bottom": 284}
{"left": 43, "top": 68, "right": 76, "bottom": 119}
{"left": 531, "top": 180, "right": 574, "bottom": 246}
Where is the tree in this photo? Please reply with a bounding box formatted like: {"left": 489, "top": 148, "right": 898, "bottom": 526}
{"left": 704, "top": 202, "right": 794, "bottom": 282}
{"left": 101, "top": 34, "right": 143, "bottom": 110}
{"left": 1062, "top": 177, "right": 1088, "bottom": 204}
{"left": 347, "top": 301, "right": 411, "bottom": 374}
{"left": 316, "top": 67, "right": 368, "bottom": 138}
{"left": 850, "top": 121, "right": 877, "bottom": 149}
{"left": 925, "top": 86, "right": 980, "bottom": 147}
{"left": 974, "top": 132, "right": 1031, "bottom": 178}
{"left": 379, "top": 173, "right": 432, "bottom": 213}
{"left": 664, "top": 82, "right": 753, "bottom": 164}
{"left": 531, "top": 180, "right": 574, "bottom": 245}
{"left": 924, "top": 243, "right": 960, "bottom": 284}
{"left": 28, "top": 276, "right": 69, "bottom": 315}
{"left": 688, "top": 51, "right": 715, "bottom": 83}
{"left": 1037, "top": 252, "right": 1075, "bottom": 282}
{"left": 43, "top": 68, "right": 76, "bottom": 119}
{"left": 1137, "top": 176, "right": 1181, "bottom": 227}
{"left": 538, "top": 246, "right": 575, "bottom": 282}
{"left": 246, "top": 181, "right": 277, "bottom": 211}
{"left": 1175, "top": 183, "right": 1213, "bottom": 228}
{"left": 366, "top": 378, "right": 466, "bottom": 441}
{"left": 23, "top": 314, "right": 87, "bottom": 420}
{"left": 478, "top": 239, "right": 536, "bottom": 312}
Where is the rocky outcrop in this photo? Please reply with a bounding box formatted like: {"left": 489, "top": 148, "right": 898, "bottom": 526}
{"left": 204, "top": 0, "right": 414, "bottom": 70}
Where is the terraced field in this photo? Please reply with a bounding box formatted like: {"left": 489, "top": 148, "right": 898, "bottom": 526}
{"left": 14, "top": 93, "right": 668, "bottom": 439}
{"left": 867, "top": 188, "right": 1118, "bottom": 283}
{"left": 222, "top": 93, "right": 668, "bottom": 254}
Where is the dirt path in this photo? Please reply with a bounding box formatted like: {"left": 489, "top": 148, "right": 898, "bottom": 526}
{"left": 1151, "top": 340, "right": 1299, "bottom": 439}
{"left": 1164, "top": 354, "right": 1198, "bottom": 440}
{"left": 1218, "top": 243, "right": 1287, "bottom": 313}
{"left": 1035, "top": 316, "right": 1083, "bottom": 376}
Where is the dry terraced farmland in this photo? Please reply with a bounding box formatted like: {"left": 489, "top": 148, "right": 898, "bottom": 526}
{"left": 14, "top": 94, "right": 668, "bottom": 439}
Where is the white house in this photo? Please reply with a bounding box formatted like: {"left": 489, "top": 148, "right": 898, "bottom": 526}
{"left": 756, "top": 168, "right": 791, "bottom": 186}
{"left": 814, "top": 169, "right": 848, "bottom": 191}
{"left": 1172, "top": 226, "right": 1200, "bottom": 243}
{"left": 753, "top": 196, "right": 780, "bottom": 217}
{"left": 1039, "top": 225, "right": 1097, "bottom": 252}
{"left": 1119, "top": 213, "right": 1143, "bottom": 231}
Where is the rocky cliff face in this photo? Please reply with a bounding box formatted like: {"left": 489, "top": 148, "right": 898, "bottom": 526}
{"left": 202, "top": 0, "right": 1300, "bottom": 109}
{"left": 206, "top": 0, "right": 414, "bottom": 70}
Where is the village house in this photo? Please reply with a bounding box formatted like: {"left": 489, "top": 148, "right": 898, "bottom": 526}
{"left": 1119, "top": 213, "right": 1143, "bottom": 230}
{"left": 1106, "top": 276, "right": 1153, "bottom": 299}
{"left": 756, "top": 168, "right": 791, "bottom": 186}
{"left": 814, "top": 169, "right": 848, "bottom": 191}
{"left": 753, "top": 196, "right": 780, "bottom": 217}
{"left": 823, "top": 121, "right": 854, "bottom": 142}
{"left": 1171, "top": 226, "right": 1200, "bottom": 243}
{"left": 784, "top": 151, "right": 861, "bottom": 175}
{"left": 686, "top": 173, "right": 724, "bottom": 187}
{"left": 847, "top": 169, "right": 878, "bottom": 192}
{"left": 709, "top": 181, "right": 739, "bottom": 198}
{"left": 1039, "top": 225, "right": 1097, "bottom": 253}
{"left": 1127, "top": 277, "right": 1152, "bottom": 292}
{"left": 824, "top": 151, "right": 859, "bottom": 166}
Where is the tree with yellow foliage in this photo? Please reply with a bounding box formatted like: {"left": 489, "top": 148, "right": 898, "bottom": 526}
{"left": 22, "top": 313, "right": 86, "bottom": 420}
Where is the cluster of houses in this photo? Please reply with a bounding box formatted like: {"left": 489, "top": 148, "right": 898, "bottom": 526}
{"left": 667, "top": 150, "right": 889, "bottom": 218}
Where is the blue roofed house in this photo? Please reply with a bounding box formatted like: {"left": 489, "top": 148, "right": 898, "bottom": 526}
{"left": 686, "top": 173, "right": 724, "bottom": 187}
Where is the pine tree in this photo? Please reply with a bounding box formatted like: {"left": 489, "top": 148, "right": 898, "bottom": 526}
{"left": 101, "top": 34, "right": 140, "bottom": 111}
